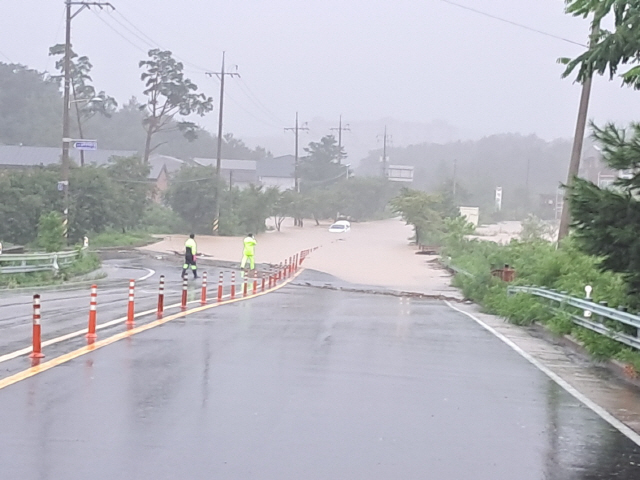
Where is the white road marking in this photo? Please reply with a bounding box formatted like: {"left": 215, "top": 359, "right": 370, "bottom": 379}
{"left": 0, "top": 294, "right": 230, "bottom": 365}
{"left": 138, "top": 268, "right": 155, "bottom": 281}
{"left": 445, "top": 300, "right": 640, "bottom": 447}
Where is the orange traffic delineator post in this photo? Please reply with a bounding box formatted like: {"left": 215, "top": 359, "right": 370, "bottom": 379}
{"left": 231, "top": 272, "right": 236, "bottom": 299}
{"left": 261, "top": 274, "right": 266, "bottom": 292}
{"left": 252, "top": 279, "right": 257, "bottom": 295}
{"left": 29, "top": 294, "right": 44, "bottom": 359}
{"left": 181, "top": 275, "right": 188, "bottom": 311}
{"left": 157, "top": 275, "right": 165, "bottom": 319}
{"left": 217, "top": 272, "right": 224, "bottom": 302}
{"left": 126, "top": 279, "right": 135, "bottom": 326}
{"left": 201, "top": 271, "right": 208, "bottom": 305}
{"left": 86, "top": 284, "right": 98, "bottom": 340}
{"left": 277, "top": 264, "right": 282, "bottom": 281}
{"left": 243, "top": 277, "right": 248, "bottom": 297}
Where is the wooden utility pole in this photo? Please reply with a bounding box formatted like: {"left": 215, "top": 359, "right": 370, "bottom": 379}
{"left": 285, "top": 112, "right": 309, "bottom": 193}
{"left": 557, "top": 20, "right": 600, "bottom": 243}
{"left": 61, "top": 1, "right": 113, "bottom": 241}
{"left": 207, "top": 52, "right": 239, "bottom": 235}
{"left": 330, "top": 115, "right": 350, "bottom": 165}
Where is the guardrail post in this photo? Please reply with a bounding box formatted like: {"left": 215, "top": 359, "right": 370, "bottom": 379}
{"left": 29, "top": 294, "right": 44, "bottom": 359}
{"left": 157, "top": 275, "right": 165, "bottom": 319}
{"left": 231, "top": 272, "right": 236, "bottom": 299}
{"left": 181, "top": 274, "right": 188, "bottom": 311}
{"left": 86, "top": 285, "right": 98, "bottom": 340}
{"left": 217, "top": 272, "right": 224, "bottom": 302}
{"left": 201, "top": 271, "right": 208, "bottom": 305}
{"left": 126, "top": 280, "right": 135, "bottom": 326}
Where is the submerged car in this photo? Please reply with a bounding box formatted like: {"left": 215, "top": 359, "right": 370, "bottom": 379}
{"left": 329, "top": 220, "right": 351, "bottom": 233}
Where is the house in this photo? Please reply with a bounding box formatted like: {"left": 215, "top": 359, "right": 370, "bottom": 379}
{"left": 148, "top": 154, "right": 186, "bottom": 196}
{"left": 0, "top": 145, "right": 187, "bottom": 200}
{"left": 257, "top": 155, "right": 296, "bottom": 191}
{"left": 0, "top": 144, "right": 137, "bottom": 170}
{"left": 192, "top": 157, "right": 258, "bottom": 189}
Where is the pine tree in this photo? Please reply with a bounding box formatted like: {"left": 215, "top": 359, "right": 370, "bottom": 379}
{"left": 569, "top": 123, "right": 640, "bottom": 297}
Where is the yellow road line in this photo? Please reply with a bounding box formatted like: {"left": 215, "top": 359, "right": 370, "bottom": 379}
{"left": 0, "top": 270, "right": 303, "bottom": 391}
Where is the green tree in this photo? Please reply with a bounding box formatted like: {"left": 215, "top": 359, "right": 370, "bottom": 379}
{"left": 139, "top": 49, "right": 214, "bottom": 162}
{"left": 165, "top": 165, "right": 220, "bottom": 233}
{"left": 390, "top": 188, "right": 453, "bottom": 245}
{"left": 561, "top": 1, "right": 640, "bottom": 88}
{"left": 106, "top": 156, "right": 152, "bottom": 233}
{"left": 568, "top": 122, "right": 640, "bottom": 299}
{"left": 37, "top": 211, "right": 65, "bottom": 252}
{"left": 0, "top": 167, "right": 61, "bottom": 245}
{"left": 0, "top": 63, "right": 61, "bottom": 146}
{"left": 299, "top": 135, "right": 346, "bottom": 189}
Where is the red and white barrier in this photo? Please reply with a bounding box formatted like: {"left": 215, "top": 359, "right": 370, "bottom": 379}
{"left": 86, "top": 285, "right": 98, "bottom": 340}
{"left": 201, "top": 271, "right": 208, "bottom": 306}
{"left": 217, "top": 272, "right": 224, "bottom": 302}
{"left": 29, "top": 294, "right": 44, "bottom": 359}
{"left": 181, "top": 275, "right": 188, "bottom": 311}
{"left": 126, "top": 280, "right": 135, "bottom": 326}
{"left": 157, "top": 275, "right": 165, "bottom": 318}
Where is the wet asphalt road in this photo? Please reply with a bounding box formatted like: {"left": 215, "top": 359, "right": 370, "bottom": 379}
{"left": 2, "top": 275, "right": 640, "bottom": 479}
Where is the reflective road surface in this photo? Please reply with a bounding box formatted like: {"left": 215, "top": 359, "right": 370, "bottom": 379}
{"left": 1, "top": 283, "right": 640, "bottom": 479}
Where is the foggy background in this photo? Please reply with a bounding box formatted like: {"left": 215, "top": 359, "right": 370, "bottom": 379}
{"left": 2, "top": 0, "right": 640, "bottom": 161}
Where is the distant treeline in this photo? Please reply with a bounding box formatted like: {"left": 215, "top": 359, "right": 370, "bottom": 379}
{"left": 359, "top": 133, "right": 573, "bottom": 219}
{"left": 0, "top": 62, "right": 267, "bottom": 160}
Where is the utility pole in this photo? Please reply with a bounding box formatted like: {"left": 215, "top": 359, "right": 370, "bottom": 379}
{"left": 206, "top": 52, "right": 239, "bottom": 235}
{"left": 61, "top": 1, "right": 113, "bottom": 242}
{"left": 285, "top": 113, "right": 309, "bottom": 227}
{"left": 285, "top": 112, "right": 309, "bottom": 193}
{"left": 330, "top": 115, "right": 350, "bottom": 165}
{"left": 377, "top": 126, "right": 391, "bottom": 178}
{"left": 557, "top": 20, "right": 600, "bottom": 243}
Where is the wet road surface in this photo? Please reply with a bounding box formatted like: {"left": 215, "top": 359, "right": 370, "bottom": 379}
{"left": 1, "top": 280, "right": 640, "bottom": 479}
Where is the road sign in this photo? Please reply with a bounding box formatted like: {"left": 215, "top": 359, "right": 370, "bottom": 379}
{"left": 72, "top": 140, "right": 98, "bottom": 151}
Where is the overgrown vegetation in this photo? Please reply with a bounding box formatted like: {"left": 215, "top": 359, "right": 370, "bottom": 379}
{"left": 0, "top": 250, "right": 101, "bottom": 288}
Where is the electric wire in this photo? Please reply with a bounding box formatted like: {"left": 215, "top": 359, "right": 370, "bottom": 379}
{"left": 438, "top": 0, "right": 587, "bottom": 48}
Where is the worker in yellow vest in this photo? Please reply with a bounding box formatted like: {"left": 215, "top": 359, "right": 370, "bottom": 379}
{"left": 182, "top": 234, "right": 198, "bottom": 279}
{"left": 241, "top": 233, "right": 257, "bottom": 274}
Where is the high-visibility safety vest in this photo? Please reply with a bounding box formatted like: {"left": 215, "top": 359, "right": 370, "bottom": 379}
{"left": 243, "top": 236, "right": 257, "bottom": 256}
{"left": 185, "top": 238, "right": 197, "bottom": 256}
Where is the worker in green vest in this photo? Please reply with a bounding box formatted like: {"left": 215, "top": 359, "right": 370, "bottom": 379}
{"left": 241, "top": 233, "right": 257, "bottom": 274}
{"left": 182, "top": 233, "right": 198, "bottom": 279}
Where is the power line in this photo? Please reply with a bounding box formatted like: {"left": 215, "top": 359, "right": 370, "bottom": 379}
{"left": 0, "top": 49, "right": 13, "bottom": 63}
{"left": 236, "top": 78, "right": 287, "bottom": 125}
{"left": 90, "top": 9, "right": 148, "bottom": 53}
{"left": 438, "top": 0, "right": 587, "bottom": 48}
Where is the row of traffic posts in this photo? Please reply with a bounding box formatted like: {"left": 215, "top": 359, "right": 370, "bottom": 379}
{"left": 27, "top": 248, "right": 317, "bottom": 359}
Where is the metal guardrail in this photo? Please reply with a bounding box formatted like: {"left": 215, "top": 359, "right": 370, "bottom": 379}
{"left": 0, "top": 250, "right": 81, "bottom": 274}
{"left": 440, "top": 257, "right": 474, "bottom": 277}
{"left": 508, "top": 285, "right": 640, "bottom": 351}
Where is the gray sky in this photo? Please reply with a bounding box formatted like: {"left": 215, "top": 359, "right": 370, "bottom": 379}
{"left": 2, "top": 0, "right": 640, "bottom": 156}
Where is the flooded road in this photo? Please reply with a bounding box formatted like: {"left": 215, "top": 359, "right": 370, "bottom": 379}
{"left": 1, "top": 282, "right": 639, "bottom": 479}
